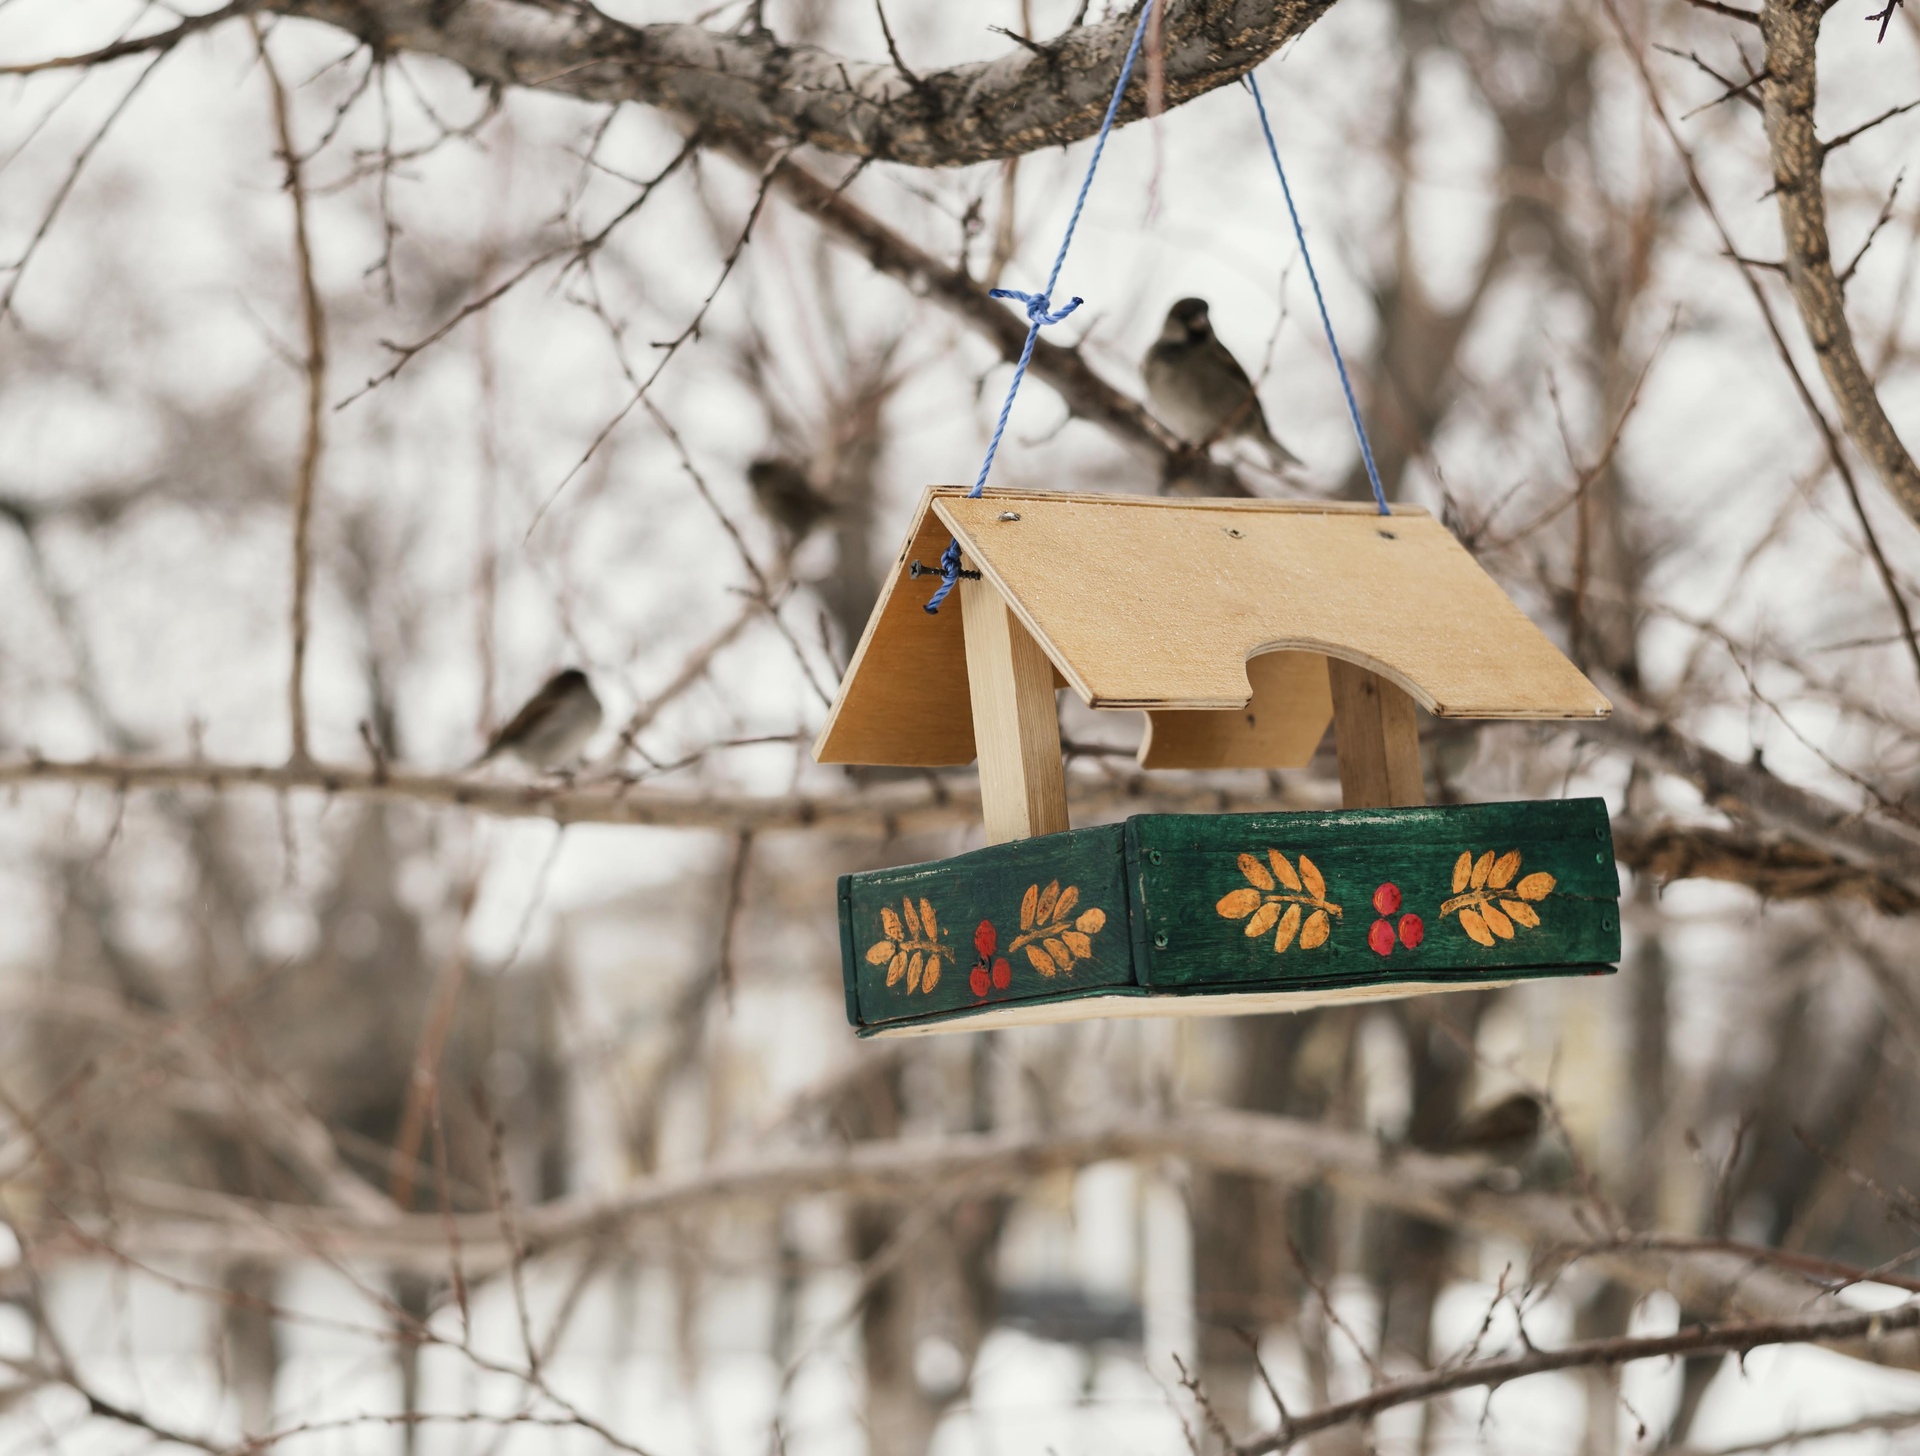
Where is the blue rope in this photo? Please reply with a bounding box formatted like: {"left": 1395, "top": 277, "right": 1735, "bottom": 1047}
{"left": 923, "top": 0, "right": 1158, "bottom": 613}
{"left": 1245, "top": 71, "right": 1389, "bottom": 515}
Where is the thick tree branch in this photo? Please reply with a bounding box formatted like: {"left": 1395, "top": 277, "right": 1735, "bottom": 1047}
{"left": 1613, "top": 817, "right": 1920, "bottom": 912}
{"left": 235, "top": 0, "right": 1334, "bottom": 169}
{"left": 1761, "top": 0, "right": 1920, "bottom": 524}
{"left": 28, "top": 1108, "right": 1920, "bottom": 1373}
{"left": 1586, "top": 702, "right": 1920, "bottom": 898}
{"left": 0, "top": 752, "right": 1316, "bottom": 835}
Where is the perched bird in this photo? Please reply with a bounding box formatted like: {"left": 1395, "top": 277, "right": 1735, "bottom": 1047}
{"left": 1142, "top": 297, "right": 1301, "bottom": 468}
{"left": 1433, "top": 1092, "right": 1544, "bottom": 1166}
{"left": 747, "top": 457, "right": 834, "bottom": 546}
{"left": 476, "top": 668, "right": 602, "bottom": 770}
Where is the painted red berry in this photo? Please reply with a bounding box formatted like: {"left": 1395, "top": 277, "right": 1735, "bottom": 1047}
{"left": 970, "top": 964, "right": 991, "bottom": 998}
{"left": 1398, "top": 913, "right": 1425, "bottom": 950}
{"left": 1373, "top": 882, "right": 1402, "bottom": 916}
{"left": 991, "top": 957, "right": 1011, "bottom": 990}
{"left": 974, "top": 920, "right": 997, "bottom": 959}
{"left": 1368, "top": 919, "right": 1397, "bottom": 957}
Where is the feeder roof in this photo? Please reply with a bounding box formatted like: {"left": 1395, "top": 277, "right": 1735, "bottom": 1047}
{"left": 813, "top": 489, "right": 1610, "bottom": 768}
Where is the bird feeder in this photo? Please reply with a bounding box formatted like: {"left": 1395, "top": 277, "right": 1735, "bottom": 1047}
{"left": 815, "top": 489, "right": 1621, "bottom": 1037}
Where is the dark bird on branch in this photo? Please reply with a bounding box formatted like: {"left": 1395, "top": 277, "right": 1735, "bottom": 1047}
{"left": 1142, "top": 297, "right": 1301, "bottom": 469}
{"left": 476, "top": 668, "right": 602, "bottom": 770}
{"left": 747, "top": 457, "right": 834, "bottom": 546}
{"left": 1433, "top": 1092, "right": 1544, "bottom": 1165}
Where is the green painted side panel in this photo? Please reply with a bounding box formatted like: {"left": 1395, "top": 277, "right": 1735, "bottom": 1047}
{"left": 837, "top": 800, "right": 1620, "bottom": 1031}
{"left": 844, "top": 825, "right": 1136, "bottom": 1028}
{"left": 1129, "top": 798, "right": 1619, "bottom": 988}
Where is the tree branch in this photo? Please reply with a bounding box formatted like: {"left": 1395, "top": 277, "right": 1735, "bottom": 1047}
{"left": 27, "top": 1108, "right": 1920, "bottom": 1374}
{"left": 1233, "top": 1298, "right": 1920, "bottom": 1454}
{"left": 227, "top": 0, "right": 1336, "bottom": 169}
{"left": 254, "top": 22, "right": 328, "bottom": 766}
{"left": 1761, "top": 0, "right": 1920, "bottom": 525}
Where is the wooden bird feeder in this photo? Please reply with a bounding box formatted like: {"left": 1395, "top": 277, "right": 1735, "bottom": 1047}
{"left": 816, "top": 489, "right": 1621, "bottom": 1037}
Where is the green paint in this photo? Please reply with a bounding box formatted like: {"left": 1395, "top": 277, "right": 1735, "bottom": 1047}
{"left": 839, "top": 799, "right": 1620, "bottom": 1032}
{"left": 841, "top": 824, "right": 1135, "bottom": 1028}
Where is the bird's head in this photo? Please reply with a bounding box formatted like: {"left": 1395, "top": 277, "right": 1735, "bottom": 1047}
{"left": 1161, "top": 297, "right": 1212, "bottom": 344}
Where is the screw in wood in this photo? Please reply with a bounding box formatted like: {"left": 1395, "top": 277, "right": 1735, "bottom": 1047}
{"left": 1153, "top": 931, "right": 1169, "bottom": 949}
{"left": 998, "top": 511, "right": 1021, "bottom": 521}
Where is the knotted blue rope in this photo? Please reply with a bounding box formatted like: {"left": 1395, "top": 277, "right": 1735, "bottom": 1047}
{"left": 922, "top": 0, "right": 1158, "bottom": 613}
{"left": 1245, "top": 70, "right": 1389, "bottom": 515}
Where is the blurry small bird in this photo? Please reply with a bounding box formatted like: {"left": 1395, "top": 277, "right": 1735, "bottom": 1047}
{"left": 1433, "top": 1092, "right": 1544, "bottom": 1166}
{"left": 476, "top": 668, "right": 602, "bottom": 770}
{"left": 747, "top": 457, "right": 834, "bottom": 546}
{"left": 1142, "top": 297, "right": 1301, "bottom": 469}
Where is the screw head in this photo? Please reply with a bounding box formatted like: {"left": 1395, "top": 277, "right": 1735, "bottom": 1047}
{"left": 1148, "top": 848, "right": 1163, "bottom": 865}
{"left": 1153, "top": 931, "right": 1169, "bottom": 949}
{"left": 998, "top": 511, "right": 1021, "bottom": 521}
{"left": 1224, "top": 526, "right": 1243, "bottom": 539}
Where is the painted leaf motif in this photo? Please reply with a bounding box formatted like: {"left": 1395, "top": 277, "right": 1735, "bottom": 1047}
{"left": 1216, "top": 888, "right": 1263, "bottom": 920}
{"left": 919, "top": 899, "right": 938, "bottom": 940}
{"left": 1273, "top": 903, "right": 1303, "bottom": 953}
{"left": 1044, "top": 938, "right": 1073, "bottom": 973}
{"left": 1267, "top": 850, "right": 1301, "bottom": 892}
{"left": 1238, "top": 852, "right": 1275, "bottom": 892}
{"left": 1501, "top": 899, "right": 1540, "bottom": 928}
{"left": 907, "top": 950, "right": 925, "bottom": 992}
{"left": 1021, "top": 884, "right": 1038, "bottom": 930}
{"left": 1062, "top": 931, "right": 1093, "bottom": 959}
{"left": 1489, "top": 851, "right": 1522, "bottom": 890}
{"left": 1452, "top": 851, "right": 1473, "bottom": 894}
{"left": 922, "top": 958, "right": 941, "bottom": 992}
{"left": 1054, "top": 885, "right": 1079, "bottom": 923}
{"left": 1246, "top": 901, "right": 1281, "bottom": 939}
{"left": 1517, "top": 872, "right": 1556, "bottom": 902}
{"left": 1300, "top": 909, "right": 1331, "bottom": 949}
{"left": 1036, "top": 881, "right": 1062, "bottom": 924}
{"left": 1299, "top": 854, "right": 1327, "bottom": 903}
{"left": 1481, "top": 902, "right": 1515, "bottom": 939}
{"left": 902, "top": 898, "right": 922, "bottom": 938}
{"left": 882, "top": 906, "right": 905, "bottom": 942}
{"left": 866, "top": 940, "right": 896, "bottom": 966}
{"left": 1470, "top": 851, "right": 1495, "bottom": 890}
{"left": 1076, "top": 908, "right": 1107, "bottom": 935}
{"left": 1458, "top": 907, "right": 1495, "bottom": 947}
{"left": 1026, "top": 945, "right": 1056, "bottom": 976}
{"left": 887, "top": 951, "right": 908, "bottom": 986}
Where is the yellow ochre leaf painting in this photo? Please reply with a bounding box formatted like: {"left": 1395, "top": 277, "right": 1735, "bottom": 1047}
{"left": 867, "top": 895, "right": 953, "bottom": 996}
{"left": 1215, "top": 847, "right": 1342, "bottom": 954}
{"left": 1441, "top": 850, "right": 1557, "bottom": 947}
{"left": 1007, "top": 882, "right": 1108, "bottom": 979}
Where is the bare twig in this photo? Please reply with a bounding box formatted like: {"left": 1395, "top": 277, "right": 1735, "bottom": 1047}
{"left": 1822, "top": 98, "right": 1920, "bottom": 156}
{"left": 0, "top": 52, "right": 167, "bottom": 317}
{"left": 1233, "top": 1299, "right": 1920, "bottom": 1454}
{"left": 0, "top": 1, "right": 259, "bottom": 75}
{"left": 1680, "top": 0, "right": 1761, "bottom": 21}
{"left": 253, "top": 21, "right": 328, "bottom": 766}
{"left": 389, "top": 877, "right": 479, "bottom": 1211}
{"left": 1838, "top": 169, "right": 1905, "bottom": 288}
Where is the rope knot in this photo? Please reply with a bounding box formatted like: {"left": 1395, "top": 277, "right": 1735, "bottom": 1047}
{"left": 990, "top": 287, "right": 1084, "bottom": 327}
{"left": 921, "top": 539, "right": 966, "bottom": 614}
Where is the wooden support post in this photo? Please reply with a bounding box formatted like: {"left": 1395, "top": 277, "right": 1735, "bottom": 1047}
{"left": 960, "top": 566, "right": 1069, "bottom": 844}
{"left": 1328, "top": 658, "right": 1426, "bottom": 809}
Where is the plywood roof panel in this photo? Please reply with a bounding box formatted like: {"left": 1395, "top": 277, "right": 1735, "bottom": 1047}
{"left": 813, "top": 488, "right": 1609, "bottom": 767}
